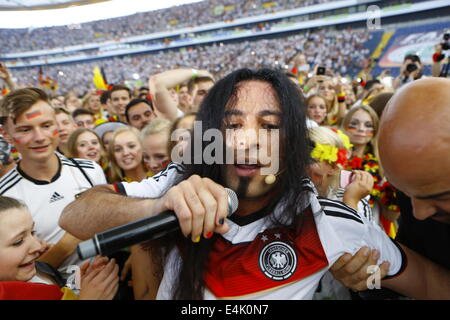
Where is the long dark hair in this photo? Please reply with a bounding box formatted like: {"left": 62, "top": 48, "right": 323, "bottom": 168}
{"left": 157, "top": 68, "right": 311, "bottom": 299}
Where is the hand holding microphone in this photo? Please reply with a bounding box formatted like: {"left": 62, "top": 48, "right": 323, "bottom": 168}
{"left": 78, "top": 176, "right": 238, "bottom": 259}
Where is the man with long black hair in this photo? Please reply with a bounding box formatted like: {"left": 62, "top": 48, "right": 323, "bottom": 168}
{"left": 60, "top": 69, "right": 449, "bottom": 299}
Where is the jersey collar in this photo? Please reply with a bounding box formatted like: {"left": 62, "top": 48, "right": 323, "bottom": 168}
{"left": 17, "top": 153, "right": 62, "bottom": 185}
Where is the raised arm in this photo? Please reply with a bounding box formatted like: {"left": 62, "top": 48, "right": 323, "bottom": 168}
{"left": 149, "top": 68, "right": 213, "bottom": 120}
{"left": 0, "top": 63, "right": 16, "bottom": 91}
{"left": 59, "top": 184, "right": 154, "bottom": 240}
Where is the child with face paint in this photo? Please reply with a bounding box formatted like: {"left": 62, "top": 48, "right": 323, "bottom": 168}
{"left": 0, "top": 196, "right": 119, "bottom": 300}
{"left": 341, "top": 105, "right": 400, "bottom": 237}
{"left": 0, "top": 87, "right": 108, "bottom": 280}
{"left": 308, "top": 126, "right": 375, "bottom": 300}
{"left": 308, "top": 126, "right": 374, "bottom": 218}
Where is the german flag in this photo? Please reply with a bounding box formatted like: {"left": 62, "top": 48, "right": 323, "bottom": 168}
{"left": 92, "top": 66, "right": 109, "bottom": 90}
{"left": 38, "top": 67, "right": 58, "bottom": 91}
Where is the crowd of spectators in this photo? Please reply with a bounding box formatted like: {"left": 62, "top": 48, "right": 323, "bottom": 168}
{"left": 0, "top": 0, "right": 337, "bottom": 54}
{"left": 0, "top": 0, "right": 448, "bottom": 302}
{"left": 8, "top": 27, "right": 371, "bottom": 96}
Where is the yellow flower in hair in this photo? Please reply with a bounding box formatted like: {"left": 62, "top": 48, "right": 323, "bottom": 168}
{"left": 335, "top": 130, "right": 353, "bottom": 150}
{"left": 311, "top": 143, "right": 338, "bottom": 163}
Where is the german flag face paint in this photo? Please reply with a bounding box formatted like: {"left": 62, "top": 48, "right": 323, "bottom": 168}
{"left": 346, "top": 110, "right": 376, "bottom": 145}
{"left": 25, "top": 110, "right": 43, "bottom": 120}
{"left": 12, "top": 137, "right": 22, "bottom": 144}
{"left": 6, "top": 101, "right": 60, "bottom": 162}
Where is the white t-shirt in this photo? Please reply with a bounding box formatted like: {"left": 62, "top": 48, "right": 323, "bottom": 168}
{"left": 0, "top": 153, "right": 107, "bottom": 275}
{"left": 117, "top": 165, "right": 405, "bottom": 300}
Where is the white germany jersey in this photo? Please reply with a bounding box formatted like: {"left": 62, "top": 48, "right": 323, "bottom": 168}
{"left": 0, "top": 153, "right": 107, "bottom": 273}
{"left": 118, "top": 164, "right": 405, "bottom": 300}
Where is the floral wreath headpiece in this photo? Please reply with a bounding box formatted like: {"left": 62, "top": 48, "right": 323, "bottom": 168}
{"left": 310, "top": 129, "right": 353, "bottom": 168}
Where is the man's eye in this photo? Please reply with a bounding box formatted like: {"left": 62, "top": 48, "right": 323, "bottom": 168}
{"left": 262, "top": 123, "right": 280, "bottom": 130}
{"left": 225, "top": 123, "right": 241, "bottom": 129}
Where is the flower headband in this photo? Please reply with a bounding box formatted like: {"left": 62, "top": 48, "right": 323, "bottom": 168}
{"left": 310, "top": 129, "right": 353, "bottom": 168}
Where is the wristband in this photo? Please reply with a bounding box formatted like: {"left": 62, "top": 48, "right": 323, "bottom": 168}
{"left": 337, "top": 92, "right": 346, "bottom": 103}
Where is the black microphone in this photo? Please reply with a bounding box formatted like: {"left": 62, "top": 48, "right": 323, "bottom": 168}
{"left": 77, "top": 188, "right": 238, "bottom": 260}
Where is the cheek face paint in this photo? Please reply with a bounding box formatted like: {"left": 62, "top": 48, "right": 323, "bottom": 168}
{"left": 25, "top": 110, "right": 42, "bottom": 120}
{"left": 13, "top": 137, "right": 22, "bottom": 144}
{"left": 52, "top": 129, "right": 59, "bottom": 136}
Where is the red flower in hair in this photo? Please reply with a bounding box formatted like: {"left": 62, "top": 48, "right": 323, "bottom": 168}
{"left": 348, "top": 157, "right": 363, "bottom": 169}
{"left": 336, "top": 149, "right": 348, "bottom": 167}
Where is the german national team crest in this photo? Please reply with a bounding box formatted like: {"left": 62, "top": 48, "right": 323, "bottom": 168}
{"left": 259, "top": 241, "right": 297, "bottom": 281}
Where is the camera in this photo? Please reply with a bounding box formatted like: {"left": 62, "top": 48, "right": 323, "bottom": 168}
{"left": 316, "top": 66, "right": 326, "bottom": 76}
{"left": 406, "top": 63, "right": 418, "bottom": 73}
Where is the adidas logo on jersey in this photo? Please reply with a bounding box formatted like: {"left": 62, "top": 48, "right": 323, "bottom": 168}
{"left": 50, "top": 192, "right": 64, "bottom": 203}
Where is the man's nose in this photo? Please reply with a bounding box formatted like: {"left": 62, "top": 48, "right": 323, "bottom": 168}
{"left": 33, "top": 128, "right": 46, "bottom": 141}
{"left": 238, "top": 126, "right": 261, "bottom": 146}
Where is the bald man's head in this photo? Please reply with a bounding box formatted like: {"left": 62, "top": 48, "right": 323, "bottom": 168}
{"left": 378, "top": 77, "right": 450, "bottom": 224}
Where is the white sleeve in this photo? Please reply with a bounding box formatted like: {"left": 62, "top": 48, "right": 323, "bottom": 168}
{"left": 316, "top": 198, "right": 404, "bottom": 278}
{"left": 360, "top": 222, "right": 405, "bottom": 277}
{"left": 118, "top": 162, "right": 183, "bottom": 198}
{"left": 91, "top": 161, "right": 107, "bottom": 185}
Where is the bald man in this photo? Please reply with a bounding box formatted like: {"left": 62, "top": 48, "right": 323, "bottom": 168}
{"left": 330, "top": 78, "right": 450, "bottom": 297}
{"left": 379, "top": 77, "right": 450, "bottom": 224}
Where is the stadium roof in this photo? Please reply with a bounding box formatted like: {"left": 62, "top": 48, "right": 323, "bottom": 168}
{"left": 0, "top": 0, "right": 108, "bottom": 10}
{"left": 0, "top": 0, "right": 201, "bottom": 27}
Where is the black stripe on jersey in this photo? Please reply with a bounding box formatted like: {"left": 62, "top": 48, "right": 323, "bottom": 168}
{"left": 72, "top": 160, "right": 94, "bottom": 166}
{"left": 383, "top": 238, "right": 407, "bottom": 280}
{"left": 61, "top": 163, "right": 95, "bottom": 170}
{"left": 0, "top": 170, "right": 19, "bottom": 189}
{"left": 360, "top": 198, "right": 372, "bottom": 221}
{"left": 115, "top": 183, "right": 127, "bottom": 196}
{"left": 61, "top": 158, "right": 94, "bottom": 166}
{"left": 323, "top": 210, "right": 364, "bottom": 224}
{"left": 0, "top": 176, "right": 22, "bottom": 195}
{"left": 153, "top": 163, "right": 184, "bottom": 182}
{"left": 319, "top": 198, "right": 359, "bottom": 215}
{"left": 61, "top": 158, "right": 95, "bottom": 166}
{"left": 318, "top": 197, "right": 361, "bottom": 219}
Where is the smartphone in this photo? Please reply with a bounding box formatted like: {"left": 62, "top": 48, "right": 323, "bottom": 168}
{"left": 339, "top": 170, "right": 353, "bottom": 189}
{"left": 317, "top": 66, "right": 326, "bottom": 76}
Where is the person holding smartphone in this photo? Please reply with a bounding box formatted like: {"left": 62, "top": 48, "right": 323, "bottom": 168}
{"left": 307, "top": 126, "right": 377, "bottom": 300}
{"left": 307, "top": 126, "right": 374, "bottom": 221}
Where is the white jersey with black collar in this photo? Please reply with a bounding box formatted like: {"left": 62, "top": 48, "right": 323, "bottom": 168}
{"left": 117, "top": 164, "right": 406, "bottom": 300}
{"left": 0, "top": 153, "right": 107, "bottom": 274}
